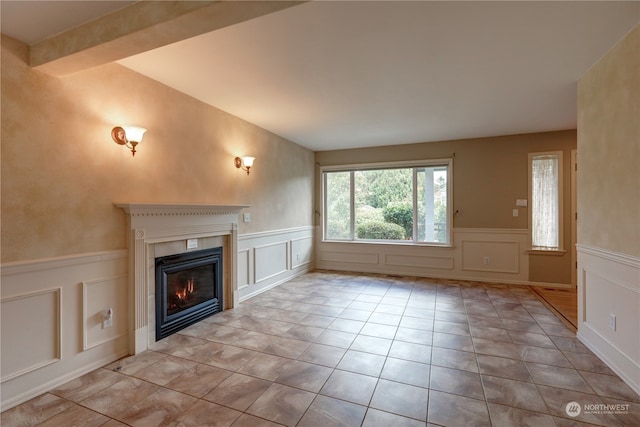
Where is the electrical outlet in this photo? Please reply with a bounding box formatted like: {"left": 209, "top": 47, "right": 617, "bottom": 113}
{"left": 512, "top": 209, "right": 519, "bottom": 217}
{"left": 483, "top": 256, "right": 490, "bottom": 265}
{"left": 243, "top": 213, "right": 251, "bottom": 223}
{"left": 103, "top": 308, "right": 113, "bottom": 329}
{"left": 609, "top": 313, "right": 616, "bottom": 331}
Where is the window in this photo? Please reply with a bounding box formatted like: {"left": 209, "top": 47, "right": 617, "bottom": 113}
{"left": 323, "top": 160, "right": 452, "bottom": 245}
{"left": 529, "top": 152, "right": 563, "bottom": 250}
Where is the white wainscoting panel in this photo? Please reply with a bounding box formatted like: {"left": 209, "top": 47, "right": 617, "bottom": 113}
{"left": 237, "top": 248, "right": 250, "bottom": 291}
{"left": 384, "top": 254, "right": 454, "bottom": 270}
{"left": 316, "top": 228, "right": 529, "bottom": 284}
{"left": 461, "top": 240, "right": 520, "bottom": 273}
{"left": 291, "top": 236, "right": 313, "bottom": 269}
{"left": 1, "top": 288, "right": 61, "bottom": 382}
{"left": 319, "top": 250, "right": 379, "bottom": 265}
{"left": 82, "top": 275, "right": 128, "bottom": 351}
{"left": 238, "top": 227, "right": 314, "bottom": 301}
{"left": 1, "top": 250, "right": 129, "bottom": 410}
{"left": 254, "top": 241, "right": 288, "bottom": 283}
{"left": 577, "top": 244, "right": 640, "bottom": 395}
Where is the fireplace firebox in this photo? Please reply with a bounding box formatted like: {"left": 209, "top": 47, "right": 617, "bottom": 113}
{"left": 155, "top": 247, "right": 223, "bottom": 340}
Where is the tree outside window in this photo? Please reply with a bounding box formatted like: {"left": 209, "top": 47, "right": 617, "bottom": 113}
{"left": 323, "top": 161, "right": 451, "bottom": 245}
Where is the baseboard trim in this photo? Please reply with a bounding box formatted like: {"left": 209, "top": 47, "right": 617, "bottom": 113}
{"left": 578, "top": 326, "right": 640, "bottom": 396}
{"left": 1, "top": 349, "right": 129, "bottom": 412}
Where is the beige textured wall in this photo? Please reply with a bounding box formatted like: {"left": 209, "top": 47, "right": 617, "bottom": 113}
{"left": 315, "top": 130, "right": 576, "bottom": 284}
{"left": 577, "top": 25, "right": 640, "bottom": 258}
{"left": 1, "top": 35, "right": 314, "bottom": 263}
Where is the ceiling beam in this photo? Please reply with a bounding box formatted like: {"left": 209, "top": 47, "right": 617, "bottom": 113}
{"left": 30, "top": 0, "right": 305, "bottom": 76}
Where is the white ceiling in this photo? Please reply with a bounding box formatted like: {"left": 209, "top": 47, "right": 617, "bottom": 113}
{"left": 2, "top": 1, "right": 639, "bottom": 151}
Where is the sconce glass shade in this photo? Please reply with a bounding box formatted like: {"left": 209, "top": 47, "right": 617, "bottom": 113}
{"left": 122, "top": 126, "right": 147, "bottom": 143}
{"left": 241, "top": 156, "right": 255, "bottom": 168}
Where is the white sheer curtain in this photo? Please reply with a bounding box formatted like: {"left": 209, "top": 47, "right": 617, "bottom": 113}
{"left": 532, "top": 155, "right": 559, "bottom": 248}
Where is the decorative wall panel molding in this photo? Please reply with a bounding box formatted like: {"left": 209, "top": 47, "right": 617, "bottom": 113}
{"left": 384, "top": 254, "right": 454, "bottom": 270}
{"left": 1, "top": 288, "right": 61, "bottom": 382}
{"left": 291, "top": 236, "right": 313, "bottom": 269}
{"left": 237, "top": 249, "right": 250, "bottom": 290}
{"left": 577, "top": 244, "right": 640, "bottom": 395}
{"left": 316, "top": 228, "right": 529, "bottom": 284}
{"left": 319, "top": 250, "right": 379, "bottom": 265}
{"left": 461, "top": 240, "right": 520, "bottom": 273}
{"left": 237, "top": 226, "right": 314, "bottom": 301}
{"left": 1, "top": 250, "right": 128, "bottom": 409}
{"left": 254, "top": 241, "right": 289, "bottom": 284}
{"left": 82, "top": 275, "right": 127, "bottom": 351}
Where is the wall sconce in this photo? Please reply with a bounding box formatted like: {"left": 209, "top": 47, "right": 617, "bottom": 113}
{"left": 234, "top": 156, "right": 255, "bottom": 175}
{"left": 111, "top": 125, "right": 147, "bottom": 156}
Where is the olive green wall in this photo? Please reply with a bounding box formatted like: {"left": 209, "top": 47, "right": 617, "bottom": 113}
{"left": 315, "top": 130, "right": 576, "bottom": 284}
{"left": 577, "top": 25, "right": 639, "bottom": 258}
{"left": 1, "top": 35, "right": 315, "bottom": 263}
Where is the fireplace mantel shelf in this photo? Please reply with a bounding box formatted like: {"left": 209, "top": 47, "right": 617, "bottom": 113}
{"left": 115, "top": 203, "right": 250, "bottom": 217}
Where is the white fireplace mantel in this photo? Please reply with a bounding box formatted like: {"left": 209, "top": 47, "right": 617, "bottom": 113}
{"left": 115, "top": 203, "right": 249, "bottom": 354}
{"left": 116, "top": 203, "right": 249, "bottom": 217}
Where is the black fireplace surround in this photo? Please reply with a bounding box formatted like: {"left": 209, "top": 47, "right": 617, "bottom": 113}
{"left": 155, "top": 247, "right": 223, "bottom": 340}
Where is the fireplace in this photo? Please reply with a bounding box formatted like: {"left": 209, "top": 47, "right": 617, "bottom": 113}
{"left": 116, "top": 203, "right": 246, "bottom": 354}
{"left": 155, "top": 247, "right": 223, "bottom": 340}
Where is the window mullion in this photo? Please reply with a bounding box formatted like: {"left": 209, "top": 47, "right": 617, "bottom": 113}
{"left": 349, "top": 171, "right": 355, "bottom": 240}
{"left": 322, "top": 172, "right": 327, "bottom": 240}
{"left": 412, "top": 168, "right": 418, "bottom": 241}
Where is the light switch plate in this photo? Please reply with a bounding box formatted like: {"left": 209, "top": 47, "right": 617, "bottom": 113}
{"left": 516, "top": 199, "right": 528, "bottom": 207}
{"left": 187, "top": 239, "right": 198, "bottom": 249}
{"left": 609, "top": 313, "right": 616, "bottom": 331}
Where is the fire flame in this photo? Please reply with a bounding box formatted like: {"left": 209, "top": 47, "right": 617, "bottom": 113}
{"left": 175, "top": 278, "right": 195, "bottom": 301}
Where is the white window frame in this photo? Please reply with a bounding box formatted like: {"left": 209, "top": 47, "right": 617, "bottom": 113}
{"left": 321, "top": 159, "right": 453, "bottom": 246}
{"left": 528, "top": 151, "right": 564, "bottom": 253}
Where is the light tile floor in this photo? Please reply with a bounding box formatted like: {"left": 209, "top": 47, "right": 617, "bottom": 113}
{"left": 3, "top": 271, "right": 639, "bottom": 426}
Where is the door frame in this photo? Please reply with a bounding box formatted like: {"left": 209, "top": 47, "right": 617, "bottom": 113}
{"left": 571, "top": 149, "right": 577, "bottom": 287}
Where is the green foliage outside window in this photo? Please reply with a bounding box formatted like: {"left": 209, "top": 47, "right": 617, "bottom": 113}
{"left": 383, "top": 202, "right": 413, "bottom": 238}
{"left": 324, "top": 162, "right": 450, "bottom": 243}
{"left": 356, "top": 220, "right": 405, "bottom": 240}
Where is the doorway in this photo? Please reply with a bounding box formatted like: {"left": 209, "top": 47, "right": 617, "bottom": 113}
{"left": 530, "top": 149, "right": 578, "bottom": 331}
